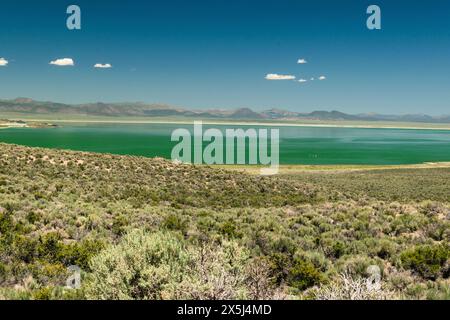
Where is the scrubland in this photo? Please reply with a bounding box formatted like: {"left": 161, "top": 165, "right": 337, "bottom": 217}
{"left": 0, "top": 143, "right": 448, "bottom": 300}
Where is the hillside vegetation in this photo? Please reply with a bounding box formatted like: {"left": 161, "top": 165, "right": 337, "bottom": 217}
{"left": 0, "top": 143, "right": 448, "bottom": 300}
{"left": 283, "top": 168, "right": 450, "bottom": 203}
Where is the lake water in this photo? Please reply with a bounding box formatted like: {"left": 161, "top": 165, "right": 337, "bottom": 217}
{"left": 1, "top": 123, "right": 450, "bottom": 165}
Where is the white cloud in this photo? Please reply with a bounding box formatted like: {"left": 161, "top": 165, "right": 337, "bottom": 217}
{"left": 94, "top": 63, "right": 112, "bottom": 69}
{"left": 0, "top": 58, "right": 8, "bottom": 66}
{"left": 297, "top": 58, "right": 307, "bottom": 64}
{"left": 50, "top": 58, "right": 74, "bottom": 66}
{"left": 319, "top": 76, "right": 327, "bottom": 80}
{"left": 310, "top": 77, "right": 315, "bottom": 81}
{"left": 265, "top": 73, "right": 296, "bottom": 80}
{"left": 298, "top": 79, "right": 308, "bottom": 83}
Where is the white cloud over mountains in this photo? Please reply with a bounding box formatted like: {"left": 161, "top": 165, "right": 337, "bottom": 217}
{"left": 94, "top": 63, "right": 112, "bottom": 69}
{"left": 50, "top": 58, "right": 74, "bottom": 66}
{"left": 265, "top": 73, "right": 296, "bottom": 80}
{"left": 0, "top": 58, "right": 9, "bottom": 66}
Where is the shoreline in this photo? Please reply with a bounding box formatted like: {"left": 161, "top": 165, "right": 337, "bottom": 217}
{"left": 0, "top": 121, "right": 57, "bottom": 129}
{"left": 214, "top": 162, "right": 450, "bottom": 174}
{"left": 0, "top": 141, "right": 449, "bottom": 172}
{"left": 2, "top": 117, "right": 450, "bottom": 131}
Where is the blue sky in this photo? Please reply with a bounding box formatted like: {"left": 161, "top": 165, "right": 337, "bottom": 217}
{"left": 0, "top": 0, "right": 450, "bottom": 115}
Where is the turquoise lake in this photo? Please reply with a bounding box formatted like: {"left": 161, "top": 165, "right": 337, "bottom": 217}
{"left": 1, "top": 123, "right": 450, "bottom": 165}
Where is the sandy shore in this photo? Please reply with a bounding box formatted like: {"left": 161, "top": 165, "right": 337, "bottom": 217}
{"left": 215, "top": 162, "right": 450, "bottom": 174}
{"left": 3, "top": 118, "right": 450, "bottom": 131}
{"left": 0, "top": 122, "right": 27, "bottom": 129}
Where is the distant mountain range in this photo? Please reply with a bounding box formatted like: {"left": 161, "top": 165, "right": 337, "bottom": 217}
{"left": 1, "top": 98, "right": 450, "bottom": 123}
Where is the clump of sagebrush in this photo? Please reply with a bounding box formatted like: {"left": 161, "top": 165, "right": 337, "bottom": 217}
{"left": 400, "top": 244, "right": 449, "bottom": 280}
{"left": 84, "top": 229, "right": 189, "bottom": 299}
{"left": 84, "top": 229, "right": 281, "bottom": 300}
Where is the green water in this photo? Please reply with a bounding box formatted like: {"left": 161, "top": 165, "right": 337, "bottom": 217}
{"left": 1, "top": 123, "right": 450, "bottom": 165}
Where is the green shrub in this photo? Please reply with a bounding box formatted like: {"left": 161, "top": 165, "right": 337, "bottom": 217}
{"left": 219, "top": 220, "right": 240, "bottom": 238}
{"left": 32, "top": 286, "right": 54, "bottom": 300}
{"left": 267, "top": 252, "right": 291, "bottom": 285}
{"left": 26, "top": 211, "right": 40, "bottom": 224}
{"left": 288, "top": 258, "right": 323, "bottom": 291}
{"left": 84, "top": 229, "right": 190, "bottom": 299}
{"left": 331, "top": 241, "right": 346, "bottom": 259}
{"left": 12, "top": 235, "right": 38, "bottom": 263}
{"left": 111, "top": 215, "right": 129, "bottom": 236}
{"left": 400, "top": 244, "right": 449, "bottom": 280}
{"left": 37, "top": 233, "right": 62, "bottom": 262}
{"left": 375, "top": 239, "right": 397, "bottom": 260}
{"left": 17, "top": 233, "right": 104, "bottom": 270}
{"left": 427, "top": 222, "right": 450, "bottom": 242}
{"left": 84, "top": 229, "right": 277, "bottom": 300}
{"left": 57, "top": 240, "right": 105, "bottom": 270}
{"left": 163, "top": 214, "right": 187, "bottom": 234}
{"left": 0, "top": 208, "right": 14, "bottom": 235}
{"left": 0, "top": 262, "right": 6, "bottom": 281}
